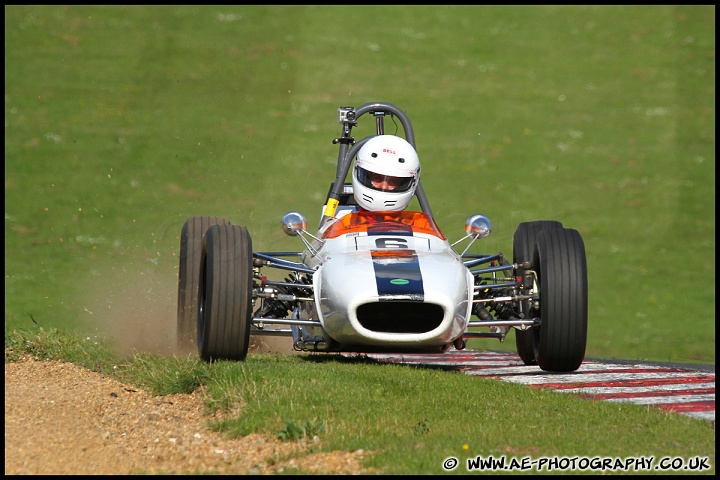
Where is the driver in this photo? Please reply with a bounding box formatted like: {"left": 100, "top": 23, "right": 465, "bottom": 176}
{"left": 342, "top": 134, "right": 438, "bottom": 233}
{"left": 320, "top": 135, "right": 442, "bottom": 238}
{"left": 352, "top": 134, "right": 420, "bottom": 212}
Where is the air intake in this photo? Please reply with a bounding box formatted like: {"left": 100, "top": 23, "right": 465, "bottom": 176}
{"left": 356, "top": 301, "right": 444, "bottom": 333}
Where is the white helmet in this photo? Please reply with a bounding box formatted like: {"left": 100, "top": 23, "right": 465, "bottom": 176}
{"left": 351, "top": 135, "right": 421, "bottom": 212}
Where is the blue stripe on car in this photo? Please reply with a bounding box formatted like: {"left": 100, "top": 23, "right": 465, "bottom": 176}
{"left": 366, "top": 223, "right": 424, "bottom": 299}
{"left": 371, "top": 250, "right": 424, "bottom": 299}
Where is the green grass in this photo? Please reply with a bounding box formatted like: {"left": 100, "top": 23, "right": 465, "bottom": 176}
{"left": 4, "top": 5, "right": 716, "bottom": 475}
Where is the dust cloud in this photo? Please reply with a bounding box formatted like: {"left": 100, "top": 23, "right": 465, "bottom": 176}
{"left": 79, "top": 258, "right": 180, "bottom": 358}
{"left": 79, "top": 257, "right": 294, "bottom": 359}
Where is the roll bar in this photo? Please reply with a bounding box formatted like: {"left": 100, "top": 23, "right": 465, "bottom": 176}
{"left": 319, "top": 102, "right": 433, "bottom": 227}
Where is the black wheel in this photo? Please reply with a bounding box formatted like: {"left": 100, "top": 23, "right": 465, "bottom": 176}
{"left": 177, "top": 216, "right": 230, "bottom": 351}
{"left": 534, "top": 227, "right": 588, "bottom": 372}
{"left": 512, "top": 221, "right": 563, "bottom": 365}
{"left": 198, "top": 224, "right": 254, "bottom": 362}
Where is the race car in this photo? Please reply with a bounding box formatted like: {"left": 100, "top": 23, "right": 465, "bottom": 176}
{"left": 176, "top": 102, "right": 588, "bottom": 372}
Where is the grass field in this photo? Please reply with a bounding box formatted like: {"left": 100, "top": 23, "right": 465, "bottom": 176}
{"left": 5, "top": 5, "right": 714, "bottom": 363}
{"left": 4, "top": 5, "right": 715, "bottom": 475}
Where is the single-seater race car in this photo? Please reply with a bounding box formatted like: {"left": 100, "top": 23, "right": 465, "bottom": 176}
{"left": 176, "top": 102, "right": 588, "bottom": 372}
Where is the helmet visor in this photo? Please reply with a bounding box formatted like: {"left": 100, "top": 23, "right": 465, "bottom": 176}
{"left": 356, "top": 167, "right": 415, "bottom": 193}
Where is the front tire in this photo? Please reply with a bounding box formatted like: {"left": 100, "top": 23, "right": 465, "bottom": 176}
{"left": 198, "top": 224, "right": 254, "bottom": 362}
{"left": 512, "top": 221, "right": 563, "bottom": 365}
{"left": 177, "top": 216, "right": 230, "bottom": 351}
{"left": 535, "top": 227, "right": 588, "bottom": 372}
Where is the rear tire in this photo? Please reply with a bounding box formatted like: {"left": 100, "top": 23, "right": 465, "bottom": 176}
{"left": 177, "top": 216, "right": 230, "bottom": 351}
{"left": 535, "top": 227, "right": 588, "bottom": 372}
{"left": 512, "top": 221, "right": 563, "bottom": 365}
{"left": 198, "top": 224, "right": 254, "bottom": 362}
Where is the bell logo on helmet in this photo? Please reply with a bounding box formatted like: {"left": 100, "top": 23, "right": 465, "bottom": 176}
{"left": 383, "top": 148, "right": 397, "bottom": 155}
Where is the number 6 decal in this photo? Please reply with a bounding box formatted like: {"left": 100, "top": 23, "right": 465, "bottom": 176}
{"left": 375, "top": 237, "right": 408, "bottom": 249}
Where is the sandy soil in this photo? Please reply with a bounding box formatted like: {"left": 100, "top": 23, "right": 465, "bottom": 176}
{"left": 4, "top": 352, "right": 372, "bottom": 475}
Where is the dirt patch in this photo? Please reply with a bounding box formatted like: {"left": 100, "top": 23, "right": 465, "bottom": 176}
{"left": 4, "top": 354, "right": 373, "bottom": 474}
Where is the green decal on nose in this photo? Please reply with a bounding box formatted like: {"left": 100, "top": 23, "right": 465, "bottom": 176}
{"left": 390, "top": 279, "right": 410, "bottom": 285}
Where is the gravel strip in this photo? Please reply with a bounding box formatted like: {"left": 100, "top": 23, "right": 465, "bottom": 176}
{"left": 4, "top": 355, "right": 373, "bottom": 474}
